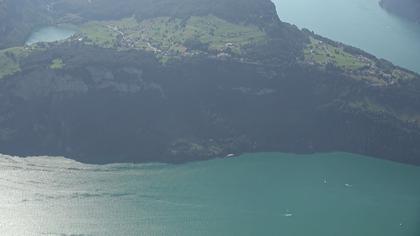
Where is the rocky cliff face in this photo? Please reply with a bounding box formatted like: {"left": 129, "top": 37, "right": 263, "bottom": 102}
{"left": 0, "top": 0, "right": 419, "bottom": 164}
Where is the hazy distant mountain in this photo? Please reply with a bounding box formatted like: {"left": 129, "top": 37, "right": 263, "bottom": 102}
{"left": 0, "top": 0, "right": 419, "bottom": 164}
{"left": 380, "top": 0, "right": 420, "bottom": 23}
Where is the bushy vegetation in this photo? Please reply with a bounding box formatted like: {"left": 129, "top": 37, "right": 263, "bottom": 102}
{"left": 0, "top": 49, "right": 21, "bottom": 79}
{"left": 50, "top": 58, "right": 65, "bottom": 69}
{"left": 0, "top": 46, "right": 39, "bottom": 79}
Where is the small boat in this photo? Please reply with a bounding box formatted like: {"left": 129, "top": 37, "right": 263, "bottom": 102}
{"left": 284, "top": 209, "right": 293, "bottom": 217}
{"left": 225, "top": 153, "right": 236, "bottom": 158}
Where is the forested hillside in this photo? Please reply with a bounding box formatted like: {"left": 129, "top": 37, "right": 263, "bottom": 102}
{"left": 0, "top": 0, "right": 419, "bottom": 164}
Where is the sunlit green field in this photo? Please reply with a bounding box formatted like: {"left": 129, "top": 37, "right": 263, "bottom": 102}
{"left": 80, "top": 15, "right": 267, "bottom": 55}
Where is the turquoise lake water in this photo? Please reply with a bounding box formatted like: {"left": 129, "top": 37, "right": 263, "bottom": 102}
{"left": 0, "top": 153, "right": 419, "bottom": 236}
{"left": 25, "top": 26, "right": 76, "bottom": 45}
{"left": 273, "top": 0, "right": 420, "bottom": 73}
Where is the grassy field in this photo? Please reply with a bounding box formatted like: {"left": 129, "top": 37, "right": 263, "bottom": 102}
{"left": 303, "top": 37, "right": 419, "bottom": 86}
{"left": 183, "top": 15, "right": 266, "bottom": 52}
{"left": 80, "top": 22, "right": 119, "bottom": 48}
{"left": 0, "top": 15, "right": 266, "bottom": 78}
{"left": 304, "top": 37, "right": 368, "bottom": 70}
{"left": 79, "top": 15, "right": 267, "bottom": 55}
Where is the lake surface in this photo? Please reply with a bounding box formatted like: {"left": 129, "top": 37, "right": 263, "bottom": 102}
{"left": 0, "top": 152, "right": 419, "bottom": 236}
{"left": 25, "top": 26, "right": 76, "bottom": 45}
{"left": 273, "top": 0, "right": 420, "bottom": 73}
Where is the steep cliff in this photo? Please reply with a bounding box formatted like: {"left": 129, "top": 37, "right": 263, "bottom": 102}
{"left": 0, "top": 0, "right": 419, "bottom": 164}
